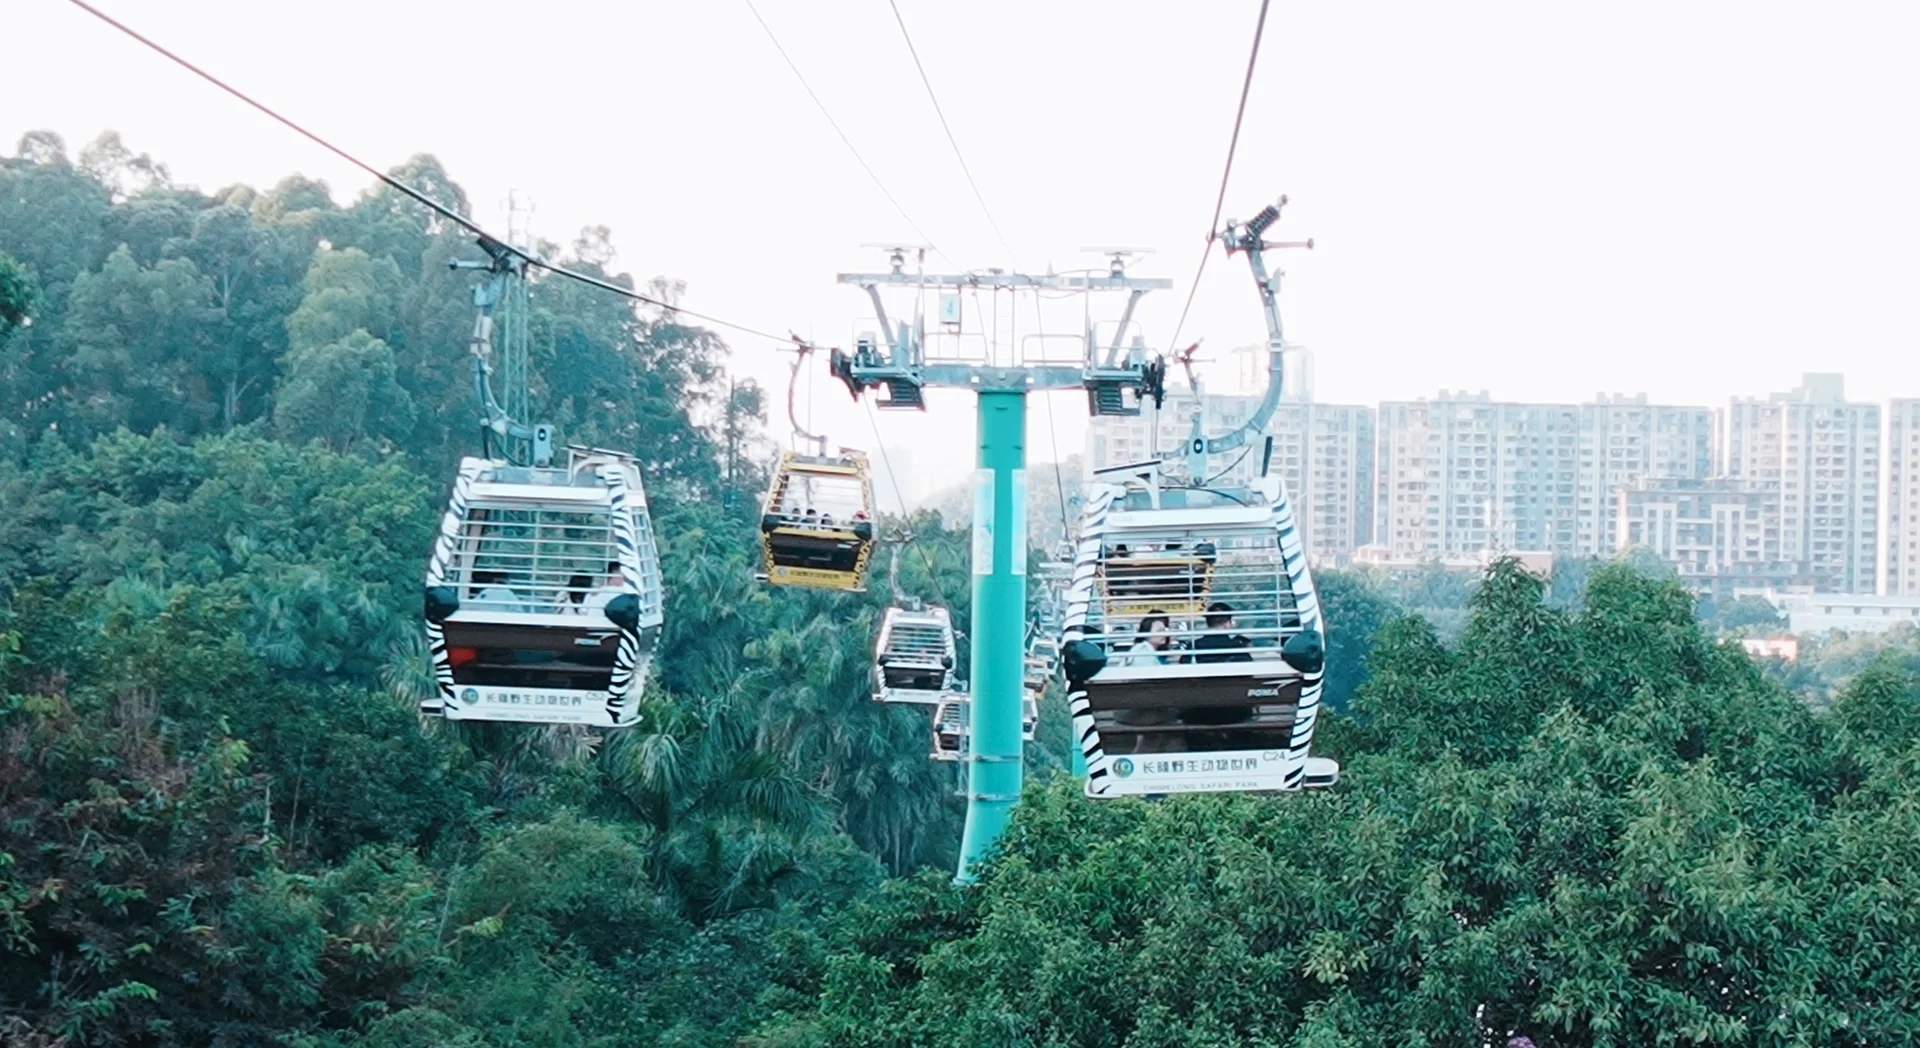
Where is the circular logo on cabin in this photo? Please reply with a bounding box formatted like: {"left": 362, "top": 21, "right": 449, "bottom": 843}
{"left": 461, "top": 688, "right": 479, "bottom": 704}
{"left": 1113, "top": 758, "right": 1135, "bottom": 778}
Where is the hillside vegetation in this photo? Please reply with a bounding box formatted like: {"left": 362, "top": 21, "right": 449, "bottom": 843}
{"left": 3, "top": 133, "right": 1919, "bottom": 1047}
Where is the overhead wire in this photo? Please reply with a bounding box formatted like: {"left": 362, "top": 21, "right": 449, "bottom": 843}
{"left": 863, "top": 397, "right": 944, "bottom": 591}
{"left": 1033, "top": 297, "right": 1074, "bottom": 546}
{"left": 882, "top": 1, "right": 1074, "bottom": 545}
{"left": 74, "top": 0, "right": 1081, "bottom": 605}
{"left": 741, "top": 0, "right": 991, "bottom": 495}
{"left": 1203, "top": 444, "right": 1255, "bottom": 485}
{"left": 64, "top": 0, "right": 801, "bottom": 347}
{"left": 886, "top": 0, "right": 1011, "bottom": 261}
{"left": 1163, "top": 0, "right": 1273, "bottom": 355}
{"left": 743, "top": 0, "right": 944, "bottom": 256}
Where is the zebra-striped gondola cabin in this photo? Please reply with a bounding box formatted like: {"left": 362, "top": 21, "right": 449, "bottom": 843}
{"left": 1060, "top": 470, "right": 1337, "bottom": 797}
{"left": 421, "top": 448, "right": 664, "bottom": 728}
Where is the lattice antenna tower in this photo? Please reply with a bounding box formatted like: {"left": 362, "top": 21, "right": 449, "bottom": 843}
{"left": 497, "top": 190, "right": 536, "bottom": 445}
{"left": 450, "top": 190, "right": 551, "bottom": 467}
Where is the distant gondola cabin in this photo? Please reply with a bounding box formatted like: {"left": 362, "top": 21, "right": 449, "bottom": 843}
{"left": 930, "top": 697, "right": 968, "bottom": 761}
{"left": 758, "top": 450, "right": 876, "bottom": 591}
{"left": 874, "top": 605, "right": 958, "bottom": 704}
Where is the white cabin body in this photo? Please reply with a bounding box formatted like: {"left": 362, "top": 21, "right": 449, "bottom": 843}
{"left": 1063, "top": 477, "right": 1338, "bottom": 796}
{"left": 930, "top": 696, "right": 969, "bottom": 761}
{"left": 874, "top": 605, "right": 959, "bottom": 704}
{"left": 422, "top": 452, "right": 664, "bottom": 728}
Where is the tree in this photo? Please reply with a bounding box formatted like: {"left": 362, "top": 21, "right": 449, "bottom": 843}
{"left": 756, "top": 561, "right": 1912, "bottom": 1046}
{"left": 274, "top": 330, "right": 415, "bottom": 452}
{"left": 56, "top": 245, "right": 224, "bottom": 436}
{"left": 21, "top": 133, "right": 1920, "bottom": 1048}
{"left": 0, "top": 132, "right": 110, "bottom": 293}
{"left": 1700, "top": 594, "right": 1784, "bottom": 635}
{"left": 339, "top": 155, "right": 470, "bottom": 278}
{"left": 76, "top": 131, "right": 170, "bottom": 202}
{"left": 0, "top": 253, "right": 35, "bottom": 340}
{"left": 1314, "top": 568, "right": 1396, "bottom": 715}
{"left": 175, "top": 203, "right": 308, "bottom": 428}
{"left": 284, "top": 246, "right": 402, "bottom": 353}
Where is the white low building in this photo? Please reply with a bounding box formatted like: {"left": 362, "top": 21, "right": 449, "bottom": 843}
{"left": 1351, "top": 545, "right": 1555, "bottom": 577}
{"left": 1739, "top": 636, "right": 1801, "bottom": 662}
{"left": 1768, "top": 592, "right": 1920, "bottom": 635}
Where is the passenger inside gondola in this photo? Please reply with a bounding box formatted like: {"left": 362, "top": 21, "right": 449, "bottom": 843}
{"left": 1188, "top": 602, "right": 1252, "bottom": 662}
{"left": 1181, "top": 601, "right": 1260, "bottom": 745}
{"left": 1115, "top": 613, "right": 1181, "bottom": 753}
{"left": 1125, "top": 613, "right": 1178, "bottom": 665}
{"left": 578, "top": 560, "right": 624, "bottom": 616}
{"left": 559, "top": 572, "right": 593, "bottom": 613}
{"left": 471, "top": 571, "right": 527, "bottom": 613}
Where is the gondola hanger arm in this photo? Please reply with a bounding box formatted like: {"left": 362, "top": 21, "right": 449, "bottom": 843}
{"left": 783, "top": 337, "right": 831, "bottom": 456}
{"left": 1174, "top": 194, "right": 1314, "bottom": 482}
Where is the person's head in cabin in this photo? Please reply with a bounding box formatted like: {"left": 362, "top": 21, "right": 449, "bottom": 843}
{"left": 1136, "top": 613, "right": 1173, "bottom": 650}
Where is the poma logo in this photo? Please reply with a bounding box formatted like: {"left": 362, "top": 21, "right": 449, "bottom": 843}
{"left": 1245, "top": 686, "right": 1282, "bottom": 699}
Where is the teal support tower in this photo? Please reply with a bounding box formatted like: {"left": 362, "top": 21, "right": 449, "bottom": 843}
{"left": 831, "top": 256, "right": 1168, "bottom": 884}
{"left": 955, "top": 390, "right": 1028, "bottom": 884}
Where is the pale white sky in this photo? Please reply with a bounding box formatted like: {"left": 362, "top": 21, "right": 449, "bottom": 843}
{"left": 8, "top": 0, "right": 1919, "bottom": 504}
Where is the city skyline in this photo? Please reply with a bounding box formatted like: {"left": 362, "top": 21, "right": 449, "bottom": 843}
{"left": 1087, "top": 371, "right": 1918, "bottom": 597}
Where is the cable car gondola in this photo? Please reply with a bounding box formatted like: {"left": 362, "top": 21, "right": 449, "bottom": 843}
{"left": 930, "top": 696, "right": 968, "bottom": 761}
{"left": 758, "top": 449, "right": 877, "bottom": 591}
{"left": 1026, "top": 627, "right": 1061, "bottom": 676}
{"left": 1023, "top": 646, "right": 1056, "bottom": 691}
{"left": 874, "top": 604, "right": 958, "bottom": 703}
{"left": 1057, "top": 194, "right": 1339, "bottom": 796}
{"left": 1061, "top": 471, "right": 1337, "bottom": 796}
{"left": 422, "top": 449, "right": 665, "bottom": 727}
{"left": 1021, "top": 685, "right": 1040, "bottom": 742}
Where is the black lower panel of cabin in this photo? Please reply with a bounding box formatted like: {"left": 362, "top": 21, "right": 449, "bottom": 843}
{"left": 770, "top": 536, "right": 860, "bottom": 572}
{"left": 454, "top": 649, "right": 616, "bottom": 692}
{"left": 883, "top": 668, "right": 946, "bottom": 691}
{"left": 1093, "top": 706, "right": 1294, "bottom": 755}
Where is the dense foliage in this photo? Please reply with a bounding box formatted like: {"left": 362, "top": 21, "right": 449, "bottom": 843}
{"left": 757, "top": 566, "right": 1920, "bottom": 1046}
{"left": 0, "top": 132, "right": 978, "bottom": 1046}
{"left": 5, "top": 132, "right": 1920, "bottom": 1046}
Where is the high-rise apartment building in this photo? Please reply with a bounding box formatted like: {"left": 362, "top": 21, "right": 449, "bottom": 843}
{"left": 1373, "top": 392, "right": 1711, "bottom": 561}
{"left": 1269, "top": 402, "right": 1375, "bottom": 562}
{"left": 1888, "top": 399, "right": 1920, "bottom": 595}
{"left": 1614, "top": 477, "right": 1804, "bottom": 596}
{"left": 1086, "top": 374, "right": 1904, "bottom": 593}
{"left": 1085, "top": 387, "right": 1375, "bottom": 561}
{"left": 1374, "top": 394, "right": 1565, "bottom": 558}
{"left": 1722, "top": 374, "right": 1880, "bottom": 593}
{"left": 1574, "top": 395, "right": 1715, "bottom": 555}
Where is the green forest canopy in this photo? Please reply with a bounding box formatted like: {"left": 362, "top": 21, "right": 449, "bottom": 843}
{"left": 2, "top": 131, "right": 1919, "bottom": 1046}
